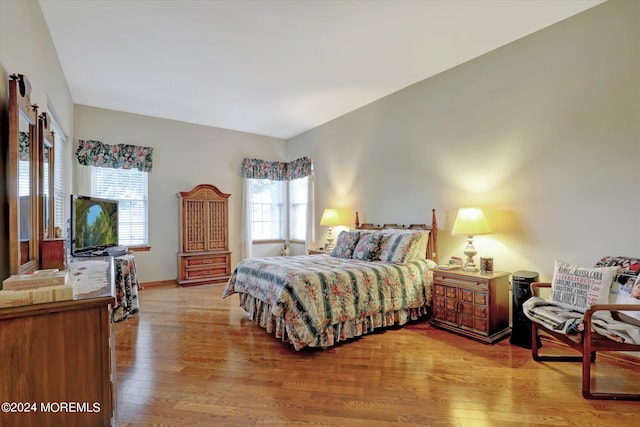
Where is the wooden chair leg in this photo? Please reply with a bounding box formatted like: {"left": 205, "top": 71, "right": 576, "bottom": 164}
{"left": 582, "top": 349, "right": 593, "bottom": 399}
{"left": 581, "top": 348, "right": 640, "bottom": 400}
{"left": 529, "top": 310, "right": 640, "bottom": 400}
{"left": 531, "top": 323, "right": 581, "bottom": 362}
{"left": 532, "top": 322, "right": 542, "bottom": 361}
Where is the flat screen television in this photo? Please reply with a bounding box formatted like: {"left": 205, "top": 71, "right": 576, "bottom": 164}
{"left": 70, "top": 195, "right": 119, "bottom": 255}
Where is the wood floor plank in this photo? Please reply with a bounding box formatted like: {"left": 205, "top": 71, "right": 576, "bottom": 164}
{"left": 116, "top": 283, "right": 640, "bottom": 426}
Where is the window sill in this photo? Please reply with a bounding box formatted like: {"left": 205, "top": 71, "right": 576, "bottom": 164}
{"left": 127, "top": 245, "right": 151, "bottom": 252}
{"left": 252, "top": 239, "right": 306, "bottom": 245}
{"left": 252, "top": 239, "right": 285, "bottom": 245}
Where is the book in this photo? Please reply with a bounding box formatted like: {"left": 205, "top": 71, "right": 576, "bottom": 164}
{"left": 437, "top": 264, "right": 461, "bottom": 270}
{"left": 2, "top": 270, "right": 69, "bottom": 290}
{"left": 0, "top": 279, "right": 75, "bottom": 308}
{"left": 0, "top": 289, "right": 30, "bottom": 308}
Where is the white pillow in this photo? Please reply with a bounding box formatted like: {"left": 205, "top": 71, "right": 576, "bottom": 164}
{"left": 551, "top": 260, "right": 618, "bottom": 313}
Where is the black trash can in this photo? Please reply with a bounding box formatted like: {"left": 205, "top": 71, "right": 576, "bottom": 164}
{"left": 510, "top": 270, "right": 540, "bottom": 349}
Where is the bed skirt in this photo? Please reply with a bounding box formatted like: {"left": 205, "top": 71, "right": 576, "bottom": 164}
{"left": 238, "top": 292, "right": 430, "bottom": 350}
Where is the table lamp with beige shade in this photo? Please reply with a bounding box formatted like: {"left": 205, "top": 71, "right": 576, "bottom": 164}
{"left": 319, "top": 208, "right": 342, "bottom": 251}
{"left": 451, "top": 207, "right": 492, "bottom": 272}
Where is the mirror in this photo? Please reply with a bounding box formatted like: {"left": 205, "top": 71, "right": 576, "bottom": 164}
{"left": 8, "top": 73, "right": 39, "bottom": 274}
{"left": 39, "top": 112, "right": 56, "bottom": 240}
{"left": 19, "top": 116, "right": 31, "bottom": 258}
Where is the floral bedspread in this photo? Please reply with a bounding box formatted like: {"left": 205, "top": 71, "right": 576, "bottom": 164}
{"left": 223, "top": 254, "right": 433, "bottom": 350}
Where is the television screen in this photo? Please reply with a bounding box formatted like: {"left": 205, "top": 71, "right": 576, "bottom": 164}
{"left": 70, "top": 195, "right": 119, "bottom": 255}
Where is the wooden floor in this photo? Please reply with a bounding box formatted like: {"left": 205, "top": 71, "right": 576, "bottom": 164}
{"left": 115, "top": 284, "right": 640, "bottom": 427}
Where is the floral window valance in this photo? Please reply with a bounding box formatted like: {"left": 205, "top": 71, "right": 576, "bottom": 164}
{"left": 19, "top": 131, "right": 29, "bottom": 161}
{"left": 241, "top": 156, "right": 312, "bottom": 181}
{"left": 76, "top": 139, "right": 154, "bottom": 172}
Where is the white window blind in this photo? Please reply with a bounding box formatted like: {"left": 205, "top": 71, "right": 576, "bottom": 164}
{"left": 18, "top": 160, "right": 30, "bottom": 197}
{"left": 43, "top": 150, "right": 51, "bottom": 231}
{"left": 289, "top": 177, "right": 308, "bottom": 241}
{"left": 51, "top": 121, "right": 66, "bottom": 230}
{"left": 91, "top": 167, "right": 148, "bottom": 246}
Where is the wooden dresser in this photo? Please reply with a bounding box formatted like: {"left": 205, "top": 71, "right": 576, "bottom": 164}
{"left": 431, "top": 269, "right": 511, "bottom": 344}
{"left": 177, "top": 184, "right": 231, "bottom": 286}
{"left": 0, "top": 258, "right": 116, "bottom": 427}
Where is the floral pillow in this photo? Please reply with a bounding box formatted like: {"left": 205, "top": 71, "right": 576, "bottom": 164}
{"left": 550, "top": 260, "right": 618, "bottom": 314}
{"left": 411, "top": 230, "right": 430, "bottom": 260}
{"left": 378, "top": 229, "right": 425, "bottom": 261}
{"left": 352, "top": 233, "right": 384, "bottom": 261}
{"left": 379, "top": 232, "right": 422, "bottom": 264}
{"left": 330, "top": 231, "right": 360, "bottom": 258}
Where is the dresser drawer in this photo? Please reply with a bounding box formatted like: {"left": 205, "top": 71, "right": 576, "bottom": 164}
{"left": 185, "top": 253, "right": 229, "bottom": 269}
{"left": 434, "top": 274, "right": 487, "bottom": 288}
{"left": 178, "top": 251, "right": 231, "bottom": 286}
{"left": 185, "top": 265, "right": 229, "bottom": 280}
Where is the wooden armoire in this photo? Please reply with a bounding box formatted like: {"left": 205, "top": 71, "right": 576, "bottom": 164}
{"left": 177, "top": 184, "right": 231, "bottom": 286}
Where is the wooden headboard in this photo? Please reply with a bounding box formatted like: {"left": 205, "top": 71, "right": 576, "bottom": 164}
{"left": 354, "top": 209, "right": 438, "bottom": 263}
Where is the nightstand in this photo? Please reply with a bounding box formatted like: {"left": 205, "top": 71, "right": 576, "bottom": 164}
{"left": 431, "top": 269, "right": 511, "bottom": 344}
{"left": 308, "top": 249, "right": 328, "bottom": 255}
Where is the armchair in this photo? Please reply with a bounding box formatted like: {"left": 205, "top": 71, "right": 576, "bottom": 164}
{"left": 530, "top": 281, "right": 640, "bottom": 400}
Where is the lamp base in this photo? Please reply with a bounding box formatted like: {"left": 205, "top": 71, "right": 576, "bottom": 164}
{"left": 325, "top": 227, "right": 335, "bottom": 251}
{"left": 463, "top": 236, "right": 478, "bottom": 272}
{"left": 325, "top": 238, "right": 335, "bottom": 251}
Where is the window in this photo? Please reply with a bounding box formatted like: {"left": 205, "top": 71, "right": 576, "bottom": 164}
{"left": 289, "top": 177, "right": 308, "bottom": 241}
{"left": 91, "top": 167, "right": 148, "bottom": 246}
{"left": 18, "top": 160, "right": 29, "bottom": 197}
{"left": 249, "top": 176, "right": 308, "bottom": 241}
{"left": 250, "top": 179, "right": 284, "bottom": 240}
{"left": 50, "top": 120, "right": 66, "bottom": 230}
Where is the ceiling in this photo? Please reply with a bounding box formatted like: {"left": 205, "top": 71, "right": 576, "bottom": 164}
{"left": 39, "top": 0, "right": 604, "bottom": 139}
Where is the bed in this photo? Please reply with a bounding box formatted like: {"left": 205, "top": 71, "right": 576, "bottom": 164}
{"left": 222, "top": 210, "right": 439, "bottom": 350}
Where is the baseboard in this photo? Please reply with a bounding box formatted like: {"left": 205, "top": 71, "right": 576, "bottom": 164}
{"left": 139, "top": 279, "right": 178, "bottom": 289}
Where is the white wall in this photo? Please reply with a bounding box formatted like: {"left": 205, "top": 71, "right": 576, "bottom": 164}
{"left": 73, "top": 105, "right": 286, "bottom": 282}
{"left": 0, "top": 0, "right": 74, "bottom": 281}
{"left": 288, "top": 0, "right": 640, "bottom": 281}
{"left": 0, "top": 0, "right": 74, "bottom": 137}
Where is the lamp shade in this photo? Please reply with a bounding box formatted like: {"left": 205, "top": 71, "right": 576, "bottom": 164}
{"left": 319, "top": 208, "right": 342, "bottom": 226}
{"left": 451, "top": 208, "right": 492, "bottom": 236}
